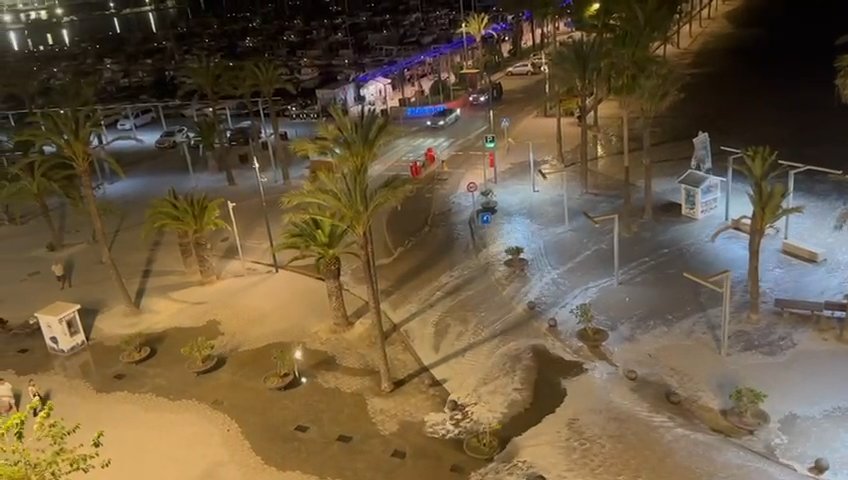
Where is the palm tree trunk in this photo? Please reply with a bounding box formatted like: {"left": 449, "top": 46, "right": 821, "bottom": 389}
{"left": 35, "top": 194, "right": 62, "bottom": 249}
{"left": 747, "top": 224, "right": 762, "bottom": 320}
{"left": 176, "top": 230, "right": 196, "bottom": 272}
{"left": 80, "top": 168, "right": 136, "bottom": 310}
{"left": 360, "top": 230, "right": 393, "bottom": 393}
{"left": 205, "top": 148, "right": 216, "bottom": 171}
{"left": 269, "top": 98, "right": 290, "bottom": 183}
{"left": 193, "top": 234, "right": 217, "bottom": 283}
{"left": 321, "top": 257, "right": 351, "bottom": 328}
{"left": 530, "top": 18, "right": 537, "bottom": 49}
{"left": 210, "top": 105, "right": 236, "bottom": 186}
{"left": 642, "top": 123, "right": 653, "bottom": 220}
{"left": 579, "top": 95, "right": 589, "bottom": 193}
{"left": 555, "top": 95, "right": 564, "bottom": 164}
{"left": 622, "top": 111, "right": 631, "bottom": 209}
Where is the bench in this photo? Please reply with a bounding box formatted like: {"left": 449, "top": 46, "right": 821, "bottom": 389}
{"left": 731, "top": 217, "right": 750, "bottom": 234}
{"left": 773, "top": 298, "right": 824, "bottom": 316}
{"left": 824, "top": 301, "right": 847, "bottom": 338}
{"left": 781, "top": 240, "right": 826, "bottom": 263}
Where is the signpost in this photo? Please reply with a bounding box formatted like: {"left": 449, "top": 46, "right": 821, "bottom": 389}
{"left": 479, "top": 212, "right": 492, "bottom": 225}
{"left": 466, "top": 181, "right": 478, "bottom": 212}
{"left": 483, "top": 134, "right": 496, "bottom": 149}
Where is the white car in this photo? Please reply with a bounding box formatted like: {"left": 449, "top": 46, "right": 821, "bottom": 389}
{"left": 426, "top": 108, "right": 460, "bottom": 128}
{"left": 117, "top": 107, "right": 155, "bottom": 130}
{"left": 155, "top": 126, "right": 189, "bottom": 149}
{"left": 505, "top": 62, "right": 537, "bottom": 76}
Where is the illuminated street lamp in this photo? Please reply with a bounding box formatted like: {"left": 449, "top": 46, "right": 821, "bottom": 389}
{"left": 683, "top": 270, "right": 731, "bottom": 356}
{"left": 252, "top": 157, "right": 279, "bottom": 273}
{"left": 583, "top": 211, "right": 619, "bottom": 285}
{"left": 293, "top": 346, "right": 303, "bottom": 378}
{"left": 537, "top": 166, "right": 569, "bottom": 227}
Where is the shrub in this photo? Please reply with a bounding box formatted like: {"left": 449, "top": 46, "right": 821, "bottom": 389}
{"left": 180, "top": 337, "right": 215, "bottom": 365}
{"left": 729, "top": 387, "right": 767, "bottom": 416}
{"left": 119, "top": 333, "right": 144, "bottom": 353}
{"left": 570, "top": 303, "right": 597, "bottom": 335}
{"left": 505, "top": 246, "right": 524, "bottom": 258}
{"left": 272, "top": 347, "right": 295, "bottom": 375}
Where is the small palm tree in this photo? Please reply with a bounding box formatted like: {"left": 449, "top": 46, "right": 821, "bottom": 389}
{"left": 283, "top": 107, "right": 416, "bottom": 392}
{"left": 551, "top": 36, "right": 605, "bottom": 192}
{"left": 181, "top": 56, "right": 236, "bottom": 185}
{"left": 0, "top": 156, "right": 75, "bottom": 249}
{"left": 278, "top": 217, "right": 357, "bottom": 328}
{"left": 19, "top": 108, "right": 137, "bottom": 310}
{"left": 712, "top": 146, "right": 803, "bottom": 320}
{"left": 243, "top": 60, "right": 298, "bottom": 182}
{"left": 460, "top": 12, "right": 492, "bottom": 68}
{"left": 145, "top": 190, "right": 229, "bottom": 283}
{"left": 145, "top": 188, "right": 195, "bottom": 272}
{"left": 632, "top": 59, "right": 683, "bottom": 220}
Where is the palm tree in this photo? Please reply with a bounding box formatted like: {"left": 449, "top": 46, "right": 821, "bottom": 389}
{"left": 711, "top": 147, "right": 803, "bottom": 320}
{"left": 278, "top": 217, "right": 357, "bottom": 328}
{"left": 145, "top": 190, "right": 229, "bottom": 283}
{"left": 282, "top": 107, "right": 416, "bottom": 392}
{"left": 19, "top": 108, "right": 137, "bottom": 310}
{"left": 243, "top": 60, "right": 298, "bottom": 182}
{"left": 460, "top": 13, "right": 491, "bottom": 68}
{"left": 195, "top": 117, "right": 229, "bottom": 181}
{"left": 632, "top": 59, "right": 683, "bottom": 220}
{"left": 0, "top": 156, "right": 74, "bottom": 249}
{"left": 181, "top": 56, "right": 236, "bottom": 186}
{"left": 835, "top": 53, "right": 848, "bottom": 104}
{"left": 551, "top": 36, "right": 604, "bottom": 192}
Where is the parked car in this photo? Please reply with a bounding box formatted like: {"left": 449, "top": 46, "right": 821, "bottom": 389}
{"left": 100, "top": 108, "right": 124, "bottom": 126}
{"left": 505, "top": 62, "right": 538, "bottom": 76}
{"left": 154, "top": 126, "right": 189, "bottom": 149}
{"left": 227, "top": 121, "right": 261, "bottom": 146}
{"left": 426, "top": 108, "right": 460, "bottom": 128}
{"left": 116, "top": 107, "right": 155, "bottom": 130}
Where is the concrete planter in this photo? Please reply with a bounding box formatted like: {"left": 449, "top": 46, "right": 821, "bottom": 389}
{"left": 723, "top": 407, "right": 770, "bottom": 433}
{"left": 463, "top": 433, "right": 500, "bottom": 460}
{"left": 576, "top": 327, "right": 609, "bottom": 348}
{"left": 119, "top": 346, "right": 152, "bottom": 364}
{"left": 262, "top": 372, "right": 295, "bottom": 390}
{"left": 186, "top": 355, "right": 218, "bottom": 375}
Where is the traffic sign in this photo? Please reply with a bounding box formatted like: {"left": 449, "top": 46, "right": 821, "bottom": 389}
{"left": 483, "top": 134, "right": 496, "bottom": 149}
{"left": 466, "top": 181, "right": 478, "bottom": 193}
{"left": 479, "top": 212, "right": 493, "bottom": 225}
{"left": 500, "top": 117, "right": 510, "bottom": 129}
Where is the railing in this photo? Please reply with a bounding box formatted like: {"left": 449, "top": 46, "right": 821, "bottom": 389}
{"left": 655, "top": 0, "right": 722, "bottom": 57}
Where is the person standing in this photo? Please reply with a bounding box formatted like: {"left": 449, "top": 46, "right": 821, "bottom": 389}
{"left": 27, "top": 379, "right": 43, "bottom": 417}
{"left": 51, "top": 260, "right": 67, "bottom": 290}
{"left": 0, "top": 377, "right": 16, "bottom": 414}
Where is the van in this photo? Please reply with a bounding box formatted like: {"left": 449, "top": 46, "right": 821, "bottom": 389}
{"left": 116, "top": 107, "right": 156, "bottom": 130}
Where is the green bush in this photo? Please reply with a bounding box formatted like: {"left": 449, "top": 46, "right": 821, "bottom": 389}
{"left": 729, "top": 387, "right": 767, "bottom": 416}
{"left": 505, "top": 246, "right": 524, "bottom": 258}
{"left": 180, "top": 337, "right": 215, "bottom": 364}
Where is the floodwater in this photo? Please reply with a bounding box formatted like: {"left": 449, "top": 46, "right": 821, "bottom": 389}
{"left": 669, "top": 0, "right": 848, "bottom": 170}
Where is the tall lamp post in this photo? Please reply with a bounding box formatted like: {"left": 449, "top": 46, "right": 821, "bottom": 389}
{"left": 537, "top": 166, "right": 569, "bottom": 227}
{"left": 719, "top": 146, "right": 743, "bottom": 222}
{"left": 252, "top": 157, "right": 279, "bottom": 272}
{"left": 778, "top": 162, "right": 841, "bottom": 240}
{"left": 583, "top": 211, "right": 620, "bottom": 285}
{"left": 683, "top": 270, "right": 731, "bottom": 356}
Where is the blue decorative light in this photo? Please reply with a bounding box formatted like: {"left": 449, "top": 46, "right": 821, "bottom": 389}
{"left": 406, "top": 104, "right": 447, "bottom": 118}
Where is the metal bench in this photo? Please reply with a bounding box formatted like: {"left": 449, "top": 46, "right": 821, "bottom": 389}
{"left": 824, "top": 301, "right": 847, "bottom": 338}
{"left": 773, "top": 298, "right": 824, "bottom": 316}
{"left": 781, "top": 240, "right": 826, "bottom": 263}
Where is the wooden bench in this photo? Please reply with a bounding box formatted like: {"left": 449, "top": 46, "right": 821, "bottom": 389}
{"left": 781, "top": 240, "right": 826, "bottom": 263}
{"left": 731, "top": 217, "right": 751, "bottom": 234}
{"left": 824, "top": 301, "right": 847, "bottom": 338}
{"left": 773, "top": 298, "right": 824, "bottom": 316}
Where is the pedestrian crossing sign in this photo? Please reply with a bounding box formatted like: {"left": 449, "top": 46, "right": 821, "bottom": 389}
{"left": 483, "top": 134, "right": 496, "bottom": 149}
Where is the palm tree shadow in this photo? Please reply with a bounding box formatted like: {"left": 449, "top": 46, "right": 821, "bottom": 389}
{"left": 134, "top": 230, "right": 164, "bottom": 309}
{"left": 108, "top": 211, "right": 126, "bottom": 252}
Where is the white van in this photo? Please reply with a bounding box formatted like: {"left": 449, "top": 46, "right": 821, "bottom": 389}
{"left": 117, "top": 107, "right": 156, "bottom": 130}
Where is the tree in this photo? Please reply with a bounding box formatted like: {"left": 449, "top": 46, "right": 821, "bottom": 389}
{"left": 243, "top": 60, "right": 298, "bottom": 182}
{"left": 711, "top": 146, "right": 803, "bottom": 320}
{"left": 282, "top": 107, "right": 416, "bottom": 392}
{"left": 195, "top": 117, "right": 224, "bottom": 175}
{"left": 144, "top": 188, "right": 195, "bottom": 272}
{"left": 460, "top": 12, "right": 491, "bottom": 68}
{"left": 145, "top": 190, "right": 229, "bottom": 283}
{"left": 278, "top": 217, "right": 357, "bottom": 328}
{"left": 0, "top": 401, "right": 110, "bottom": 479}
{"left": 0, "top": 156, "right": 75, "bottom": 250}
{"left": 181, "top": 56, "right": 236, "bottom": 186}
{"left": 632, "top": 58, "right": 683, "bottom": 219}
{"left": 551, "top": 36, "right": 605, "bottom": 192}
{"left": 20, "top": 108, "right": 138, "bottom": 311}
{"left": 835, "top": 53, "right": 848, "bottom": 104}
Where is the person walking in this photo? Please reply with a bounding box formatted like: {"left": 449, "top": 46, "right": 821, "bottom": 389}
{"left": 0, "top": 377, "right": 16, "bottom": 414}
{"left": 27, "top": 379, "right": 43, "bottom": 417}
{"left": 51, "top": 260, "right": 68, "bottom": 290}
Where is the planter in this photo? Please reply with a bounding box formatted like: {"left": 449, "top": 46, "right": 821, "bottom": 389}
{"left": 723, "top": 407, "right": 770, "bottom": 433}
{"left": 576, "top": 327, "right": 609, "bottom": 348}
{"left": 185, "top": 355, "right": 218, "bottom": 375}
{"left": 480, "top": 200, "right": 498, "bottom": 213}
{"left": 119, "top": 346, "right": 152, "bottom": 364}
{"left": 463, "top": 433, "right": 500, "bottom": 460}
{"left": 503, "top": 257, "right": 529, "bottom": 270}
{"left": 262, "top": 371, "right": 295, "bottom": 390}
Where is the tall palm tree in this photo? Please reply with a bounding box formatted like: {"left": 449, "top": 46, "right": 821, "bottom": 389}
{"left": 632, "top": 59, "right": 683, "bottom": 219}
{"left": 19, "top": 108, "right": 137, "bottom": 310}
{"left": 0, "top": 156, "right": 74, "bottom": 249}
{"left": 244, "top": 60, "right": 298, "bottom": 182}
{"left": 551, "top": 36, "right": 604, "bottom": 192}
{"left": 461, "top": 13, "right": 491, "bottom": 68}
{"left": 282, "top": 107, "right": 416, "bottom": 392}
{"left": 278, "top": 217, "right": 357, "bottom": 328}
{"left": 195, "top": 117, "right": 232, "bottom": 183}
{"left": 145, "top": 190, "right": 229, "bottom": 283}
{"left": 712, "top": 147, "right": 803, "bottom": 320}
{"left": 181, "top": 56, "right": 236, "bottom": 186}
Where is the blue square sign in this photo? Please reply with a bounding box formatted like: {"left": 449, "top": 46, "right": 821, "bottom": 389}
{"left": 479, "top": 212, "right": 493, "bottom": 225}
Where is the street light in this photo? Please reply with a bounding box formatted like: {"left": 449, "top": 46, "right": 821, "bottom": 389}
{"left": 683, "top": 270, "right": 731, "bottom": 356}
{"left": 461, "top": 22, "right": 469, "bottom": 68}
{"left": 719, "top": 146, "right": 743, "bottom": 222}
{"left": 528, "top": 142, "right": 539, "bottom": 193}
{"left": 293, "top": 345, "right": 303, "bottom": 378}
{"left": 225, "top": 200, "right": 247, "bottom": 274}
{"left": 779, "top": 162, "right": 841, "bottom": 240}
{"left": 252, "top": 157, "right": 279, "bottom": 273}
{"left": 583, "top": 211, "right": 620, "bottom": 285}
{"left": 537, "top": 166, "right": 569, "bottom": 227}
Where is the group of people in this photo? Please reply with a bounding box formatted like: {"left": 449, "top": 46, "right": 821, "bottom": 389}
{"left": 0, "top": 378, "right": 44, "bottom": 416}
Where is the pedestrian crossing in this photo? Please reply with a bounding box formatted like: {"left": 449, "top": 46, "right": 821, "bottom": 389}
{"left": 372, "top": 136, "right": 459, "bottom": 177}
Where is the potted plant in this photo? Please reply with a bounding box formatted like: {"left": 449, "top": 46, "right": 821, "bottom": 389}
{"left": 480, "top": 188, "right": 497, "bottom": 212}
{"left": 262, "top": 347, "right": 296, "bottom": 390}
{"left": 725, "top": 386, "right": 770, "bottom": 432}
{"left": 463, "top": 423, "right": 501, "bottom": 460}
{"left": 504, "top": 245, "right": 527, "bottom": 269}
{"left": 180, "top": 337, "right": 218, "bottom": 375}
{"left": 572, "top": 303, "right": 609, "bottom": 347}
{"left": 118, "top": 333, "right": 153, "bottom": 364}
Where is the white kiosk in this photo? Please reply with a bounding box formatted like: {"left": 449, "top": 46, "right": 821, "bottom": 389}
{"left": 677, "top": 169, "right": 721, "bottom": 219}
{"left": 33, "top": 301, "right": 87, "bottom": 355}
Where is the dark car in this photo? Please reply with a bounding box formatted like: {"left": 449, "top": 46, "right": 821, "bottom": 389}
{"left": 227, "top": 121, "right": 260, "bottom": 146}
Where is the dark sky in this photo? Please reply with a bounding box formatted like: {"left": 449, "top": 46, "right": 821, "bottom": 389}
{"left": 671, "top": 0, "right": 848, "bottom": 169}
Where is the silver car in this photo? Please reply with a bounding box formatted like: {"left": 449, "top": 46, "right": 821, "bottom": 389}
{"left": 426, "top": 108, "right": 460, "bottom": 128}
